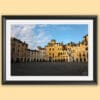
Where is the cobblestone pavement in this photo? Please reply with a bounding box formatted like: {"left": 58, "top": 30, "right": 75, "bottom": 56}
{"left": 11, "top": 62, "right": 88, "bottom": 76}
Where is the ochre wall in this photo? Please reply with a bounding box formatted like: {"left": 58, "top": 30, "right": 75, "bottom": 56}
{"left": 0, "top": 0, "right": 99, "bottom": 100}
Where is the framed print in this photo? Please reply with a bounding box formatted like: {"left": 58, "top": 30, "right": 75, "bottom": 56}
{"left": 2, "top": 15, "right": 97, "bottom": 84}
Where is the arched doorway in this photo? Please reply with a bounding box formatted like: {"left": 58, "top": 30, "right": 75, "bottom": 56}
{"left": 80, "top": 58, "right": 82, "bottom": 62}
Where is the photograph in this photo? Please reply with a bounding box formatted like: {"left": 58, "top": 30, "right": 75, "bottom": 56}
{"left": 2, "top": 15, "right": 97, "bottom": 84}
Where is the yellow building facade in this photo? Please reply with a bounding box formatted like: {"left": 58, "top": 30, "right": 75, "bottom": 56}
{"left": 45, "top": 40, "right": 68, "bottom": 61}
{"left": 65, "top": 35, "right": 88, "bottom": 62}
{"left": 45, "top": 35, "right": 88, "bottom": 62}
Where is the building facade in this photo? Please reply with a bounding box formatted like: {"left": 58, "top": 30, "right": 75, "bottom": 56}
{"left": 11, "top": 34, "right": 88, "bottom": 63}
{"left": 11, "top": 37, "right": 28, "bottom": 62}
{"left": 45, "top": 35, "right": 88, "bottom": 62}
{"left": 65, "top": 34, "right": 88, "bottom": 62}
{"left": 45, "top": 40, "right": 68, "bottom": 62}
{"left": 37, "top": 47, "right": 46, "bottom": 61}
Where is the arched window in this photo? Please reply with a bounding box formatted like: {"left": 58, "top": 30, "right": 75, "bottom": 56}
{"left": 83, "top": 53, "right": 85, "bottom": 56}
{"left": 79, "top": 53, "right": 81, "bottom": 57}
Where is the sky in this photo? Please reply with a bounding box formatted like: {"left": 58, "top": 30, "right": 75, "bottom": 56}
{"left": 11, "top": 24, "right": 88, "bottom": 50}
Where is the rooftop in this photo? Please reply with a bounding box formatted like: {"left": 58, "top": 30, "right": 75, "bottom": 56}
{"left": 11, "top": 37, "right": 28, "bottom": 46}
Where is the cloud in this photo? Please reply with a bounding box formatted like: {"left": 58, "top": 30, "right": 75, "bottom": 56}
{"left": 11, "top": 24, "right": 52, "bottom": 49}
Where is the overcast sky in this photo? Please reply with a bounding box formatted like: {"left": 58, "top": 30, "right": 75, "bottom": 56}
{"left": 11, "top": 24, "right": 88, "bottom": 50}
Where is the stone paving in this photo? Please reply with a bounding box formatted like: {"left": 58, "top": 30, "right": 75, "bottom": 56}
{"left": 11, "top": 62, "right": 88, "bottom": 76}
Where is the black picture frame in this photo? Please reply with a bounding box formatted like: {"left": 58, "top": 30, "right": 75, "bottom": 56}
{"left": 2, "top": 15, "right": 97, "bottom": 85}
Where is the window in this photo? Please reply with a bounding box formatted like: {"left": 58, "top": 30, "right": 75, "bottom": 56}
{"left": 83, "top": 53, "right": 85, "bottom": 56}
{"left": 18, "top": 44, "right": 20, "bottom": 47}
{"left": 49, "top": 48, "right": 51, "bottom": 51}
{"left": 58, "top": 53, "right": 60, "bottom": 56}
{"left": 17, "top": 48, "right": 19, "bottom": 53}
{"left": 79, "top": 53, "right": 81, "bottom": 57}
{"left": 58, "top": 52, "right": 62, "bottom": 56}
{"left": 52, "top": 53, "right": 54, "bottom": 57}
{"left": 86, "top": 47, "right": 88, "bottom": 50}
